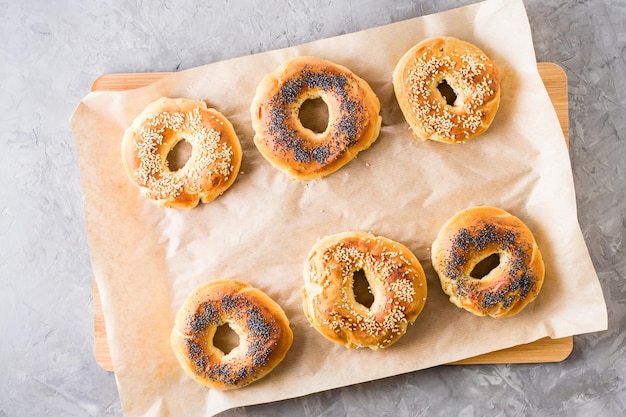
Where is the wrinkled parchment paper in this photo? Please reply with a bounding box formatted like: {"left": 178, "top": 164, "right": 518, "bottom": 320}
{"left": 70, "top": 0, "right": 607, "bottom": 415}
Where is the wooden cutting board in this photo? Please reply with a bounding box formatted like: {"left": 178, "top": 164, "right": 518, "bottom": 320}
{"left": 91, "top": 63, "right": 572, "bottom": 372}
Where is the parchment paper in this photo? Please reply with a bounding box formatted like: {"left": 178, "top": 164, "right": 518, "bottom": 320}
{"left": 70, "top": 0, "right": 607, "bottom": 415}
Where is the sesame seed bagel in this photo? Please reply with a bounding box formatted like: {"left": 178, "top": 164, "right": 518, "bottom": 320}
{"left": 301, "top": 231, "right": 427, "bottom": 350}
{"left": 251, "top": 56, "right": 382, "bottom": 180}
{"left": 121, "top": 97, "right": 242, "bottom": 209}
{"left": 393, "top": 37, "right": 501, "bottom": 144}
{"left": 431, "top": 206, "right": 545, "bottom": 318}
{"left": 170, "top": 279, "right": 293, "bottom": 390}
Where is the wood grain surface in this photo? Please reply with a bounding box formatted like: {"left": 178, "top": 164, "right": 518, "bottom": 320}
{"left": 91, "top": 63, "right": 572, "bottom": 372}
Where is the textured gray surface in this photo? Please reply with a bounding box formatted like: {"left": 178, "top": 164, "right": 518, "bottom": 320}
{"left": 0, "top": 0, "right": 624, "bottom": 416}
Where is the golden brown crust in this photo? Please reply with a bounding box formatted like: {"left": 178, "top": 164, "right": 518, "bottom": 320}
{"left": 121, "top": 97, "right": 242, "bottom": 209}
{"left": 301, "top": 231, "right": 427, "bottom": 350}
{"left": 170, "top": 279, "right": 293, "bottom": 390}
{"left": 393, "top": 37, "right": 501, "bottom": 144}
{"left": 431, "top": 206, "right": 545, "bottom": 318}
{"left": 251, "top": 56, "right": 382, "bottom": 180}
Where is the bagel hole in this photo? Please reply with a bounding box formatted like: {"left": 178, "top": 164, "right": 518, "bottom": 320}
{"left": 166, "top": 139, "right": 192, "bottom": 171}
{"left": 299, "top": 98, "right": 330, "bottom": 134}
{"left": 470, "top": 253, "right": 501, "bottom": 279}
{"left": 352, "top": 269, "right": 375, "bottom": 309}
{"left": 437, "top": 79, "right": 458, "bottom": 106}
{"left": 213, "top": 323, "right": 240, "bottom": 355}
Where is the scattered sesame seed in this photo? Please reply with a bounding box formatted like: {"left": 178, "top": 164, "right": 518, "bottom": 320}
{"left": 129, "top": 105, "right": 236, "bottom": 203}
{"left": 303, "top": 233, "right": 427, "bottom": 349}
{"left": 398, "top": 40, "right": 499, "bottom": 142}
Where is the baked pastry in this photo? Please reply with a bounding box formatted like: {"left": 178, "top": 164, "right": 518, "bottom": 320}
{"left": 301, "top": 231, "right": 427, "bottom": 350}
{"left": 170, "top": 279, "right": 293, "bottom": 390}
{"left": 121, "top": 97, "right": 242, "bottom": 209}
{"left": 393, "top": 37, "right": 501, "bottom": 143}
{"left": 251, "top": 56, "right": 382, "bottom": 180}
{"left": 431, "top": 206, "right": 545, "bottom": 318}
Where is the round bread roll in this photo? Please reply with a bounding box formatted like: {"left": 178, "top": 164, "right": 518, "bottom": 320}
{"left": 251, "top": 56, "right": 382, "bottom": 180}
{"left": 121, "top": 97, "right": 242, "bottom": 209}
{"left": 302, "top": 231, "right": 427, "bottom": 350}
{"left": 170, "top": 279, "right": 293, "bottom": 390}
{"left": 393, "top": 37, "right": 501, "bottom": 144}
{"left": 431, "top": 206, "right": 545, "bottom": 318}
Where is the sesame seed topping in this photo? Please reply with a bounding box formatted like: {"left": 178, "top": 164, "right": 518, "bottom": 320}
{"left": 131, "top": 106, "right": 235, "bottom": 202}
{"left": 399, "top": 40, "right": 499, "bottom": 142}
{"left": 303, "top": 233, "right": 427, "bottom": 349}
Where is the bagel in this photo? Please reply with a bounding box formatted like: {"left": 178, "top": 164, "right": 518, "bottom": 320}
{"left": 170, "top": 279, "right": 293, "bottom": 390}
{"left": 393, "top": 37, "right": 501, "bottom": 144}
{"left": 251, "top": 56, "right": 382, "bottom": 180}
{"left": 431, "top": 206, "right": 545, "bottom": 318}
{"left": 301, "top": 231, "right": 427, "bottom": 350}
{"left": 121, "top": 97, "right": 242, "bottom": 209}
